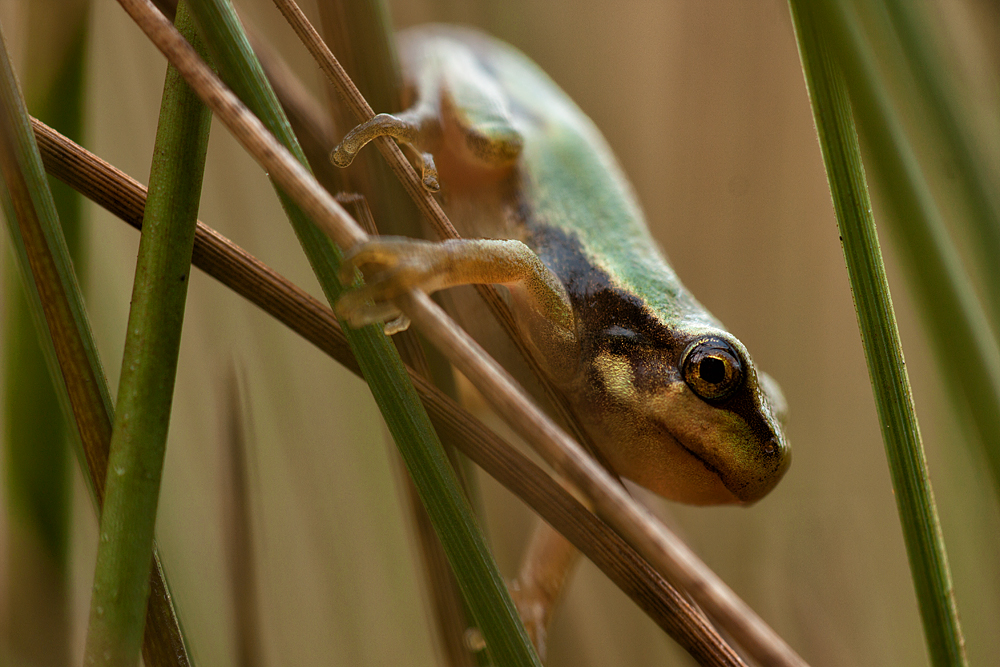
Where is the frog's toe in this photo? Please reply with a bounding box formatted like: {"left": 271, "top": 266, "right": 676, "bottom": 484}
{"left": 416, "top": 151, "right": 440, "bottom": 191}
{"left": 383, "top": 314, "right": 411, "bottom": 335}
{"left": 335, "top": 290, "right": 405, "bottom": 330}
{"left": 330, "top": 145, "right": 355, "bottom": 168}
{"left": 335, "top": 257, "right": 419, "bottom": 329}
{"left": 339, "top": 241, "right": 402, "bottom": 284}
{"left": 341, "top": 238, "right": 444, "bottom": 291}
{"left": 336, "top": 236, "right": 480, "bottom": 330}
{"left": 360, "top": 270, "right": 417, "bottom": 302}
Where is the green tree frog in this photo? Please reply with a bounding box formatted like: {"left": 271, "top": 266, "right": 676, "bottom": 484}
{"left": 331, "top": 24, "right": 790, "bottom": 657}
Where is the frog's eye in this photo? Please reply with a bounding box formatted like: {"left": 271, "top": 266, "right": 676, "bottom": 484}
{"left": 598, "top": 326, "right": 647, "bottom": 355}
{"left": 681, "top": 337, "right": 744, "bottom": 401}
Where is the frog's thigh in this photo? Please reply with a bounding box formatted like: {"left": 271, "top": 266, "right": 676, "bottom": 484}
{"left": 437, "top": 49, "right": 523, "bottom": 169}
{"left": 335, "top": 237, "right": 572, "bottom": 333}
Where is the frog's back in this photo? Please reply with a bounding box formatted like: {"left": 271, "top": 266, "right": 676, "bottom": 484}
{"left": 400, "top": 25, "right": 716, "bottom": 332}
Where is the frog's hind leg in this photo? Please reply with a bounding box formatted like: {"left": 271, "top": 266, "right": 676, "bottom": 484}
{"left": 509, "top": 521, "right": 580, "bottom": 662}
{"left": 435, "top": 48, "right": 524, "bottom": 173}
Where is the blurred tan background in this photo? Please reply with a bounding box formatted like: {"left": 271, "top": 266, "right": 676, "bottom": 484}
{"left": 0, "top": 0, "right": 998, "bottom": 666}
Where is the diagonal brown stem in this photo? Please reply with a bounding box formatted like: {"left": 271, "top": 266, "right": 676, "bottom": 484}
{"left": 33, "top": 116, "right": 745, "bottom": 667}
{"left": 71, "top": 1, "right": 809, "bottom": 660}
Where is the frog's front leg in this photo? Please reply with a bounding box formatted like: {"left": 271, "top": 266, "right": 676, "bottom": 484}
{"left": 330, "top": 42, "right": 523, "bottom": 192}
{"left": 335, "top": 236, "right": 575, "bottom": 339}
{"left": 331, "top": 108, "right": 443, "bottom": 191}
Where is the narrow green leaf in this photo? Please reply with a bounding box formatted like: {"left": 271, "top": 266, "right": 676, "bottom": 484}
{"left": 82, "top": 2, "right": 212, "bottom": 666}
{"left": 0, "top": 24, "right": 113, "bottom": 510}
{"left": 0, "top": 12, "right": 192, "bottom": 667}
{"left": 181, "top": 1, "right": 541, "bottom": 664}
{"left": 3, "top": 3, "right": 87, "bottom": 663}
{"left": 313, "top": 2, "right": 477, "bottom": 662}
{"left": 5, "top": 0, "right": 87, "bottom": 557}
{"left": 813, "top": 2, "right": 1000, "bottom": 500}
{"left": 788, "top": 3, "right": 967, "bottom": 666}
{"left": 880, "top": 0, "right": 1000, "bottom": 332}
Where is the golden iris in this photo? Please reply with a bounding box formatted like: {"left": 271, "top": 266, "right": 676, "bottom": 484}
{"left": 681, "top": 337, "right": 743, "bottom": 401}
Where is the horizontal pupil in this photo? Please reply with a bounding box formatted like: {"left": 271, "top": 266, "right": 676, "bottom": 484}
{"left": 700, "top": 357, "right": 727, "bottom": 384}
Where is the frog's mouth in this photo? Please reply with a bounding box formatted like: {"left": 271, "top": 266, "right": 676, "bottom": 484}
{"left": 653, "top": 421, "right": 744, "bottom": 504}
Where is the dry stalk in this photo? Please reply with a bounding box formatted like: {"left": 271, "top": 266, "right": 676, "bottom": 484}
{"left": 110, "top": 2, "right": 807, "bottom": 664}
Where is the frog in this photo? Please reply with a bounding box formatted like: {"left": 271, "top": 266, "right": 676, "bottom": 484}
{"left": 330, "top": 24, "right": 790, "bottom": 660}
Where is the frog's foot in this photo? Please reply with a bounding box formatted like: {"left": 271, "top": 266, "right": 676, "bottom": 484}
{"left": 508, "top": 579, "right": 550, "bottom": 662}
{"left": 336, "top": 237, "right": 453, "bottom": 331}
{"left": 506, "top": 521, "right": 581, "bottom": 663}
{"left": 335, "top": 236, "right": 574, "bottom": 335}
{"left": 331, "top": 112, "right": 440, "bottom": 191}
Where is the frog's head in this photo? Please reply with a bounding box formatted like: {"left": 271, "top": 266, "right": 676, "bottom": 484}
{"left": 573, "top": 322, "right": 790, "bottom": 505}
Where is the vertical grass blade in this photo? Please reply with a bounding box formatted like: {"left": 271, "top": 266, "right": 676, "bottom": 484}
{"left": 0, "top": 15, "right": 193, "bottom": 667}
{"left": 337, "top": 192, "right": 477, "bottom": 667}
{"left": 82, "top": 2, "right": 211, "bottom": 665}
{"left": 220, "top": 367, "right": 264, "bottom": 667}
{"left": 880, "top": 0, "right": 1000, "bottom": 332}
{"left": 3, "top": 2, "right": 87, "bottom": 663}
{"left": 788, "top": 3, "right": 968, "bottom": 666}
{"left": 813, "top": 1, "right": 1000, "bottom": 499}
{"left": 313, "top": 1, "right": 477, "bottom": 660}
{"left": 173, "top": 1, "right": 541, "bottom": 664}
{"left": 0, "top": 27, "right": 113, "bottom": 514}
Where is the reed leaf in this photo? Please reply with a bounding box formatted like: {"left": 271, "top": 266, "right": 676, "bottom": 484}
{"left": 83, "top": 3, "right": 211, "bottom": 665}
{"left": 879, "top": 0, "right": 1000, "bottom": 333}
{"left": 788, "top": 3, "right": 967, "bottom": 665}
{"left": 2, "top": 1, "right": 86, "bottom": 662}
{"left": 816, "top": 1, "right": 1000, "bottom": 500}
{"left": 306, "top": 1, "right": 475, "bottom": 661}
{"left": 0, "top": 16, "right": 192, "bottom": 667}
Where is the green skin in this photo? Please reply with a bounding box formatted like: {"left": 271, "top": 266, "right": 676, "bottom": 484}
{"left": 334, "top": 25, "right": 790, "bottom": 506}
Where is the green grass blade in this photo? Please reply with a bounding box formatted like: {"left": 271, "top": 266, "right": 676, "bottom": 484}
{"left": 788, "top": 3, "right": 968, "bottom": 666}
{"left": 180, "top": 1, "right": 541, "bottom": 664}
{"left": 813, "top": 1, "right": 1000, "bottom": 499}
{"left": 0, "top": 18, "right": 114, "bottom": 512}
{"left": 82, "top": 2, "right": 212, "bottom": 665}
{"left": 3, "top": 3, "right": 87, "bottom": 663}
{"left": 220, "top": 367, "right": 264, "bottom": 667}
{"left": 880, "top": 0, "right": 1000, "bottom": 332}
{"left": 312, "top": 2, "right": 477, "bottom": 661}
{"left": 0, "top": 16, "right": 193, "bottom": 667}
